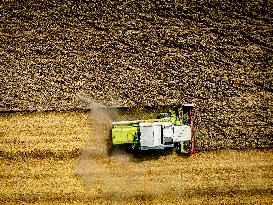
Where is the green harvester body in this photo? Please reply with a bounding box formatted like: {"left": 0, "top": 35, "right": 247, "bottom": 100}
{"left": 111, "top": 104, "right": 196, "bottom": 155}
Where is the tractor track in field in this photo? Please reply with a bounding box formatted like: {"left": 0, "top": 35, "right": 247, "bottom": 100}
{"left": 0, "top": 149, "right": 81, "bottom": 160}
{"left": 1, "top": 188, "right": 272, "bottom": 204}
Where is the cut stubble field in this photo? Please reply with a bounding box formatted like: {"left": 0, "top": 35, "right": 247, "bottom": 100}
{"left": 0, "top": 111, "right": 272, "bottom": 204}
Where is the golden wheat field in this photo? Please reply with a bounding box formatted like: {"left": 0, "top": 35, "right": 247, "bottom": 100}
{"left": 0, "top": 111, "right": 272, "bottom": 204}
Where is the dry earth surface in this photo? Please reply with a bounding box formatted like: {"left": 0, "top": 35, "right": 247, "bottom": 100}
{"left": 0, "top": 111, "right": 272, "bottom": 204}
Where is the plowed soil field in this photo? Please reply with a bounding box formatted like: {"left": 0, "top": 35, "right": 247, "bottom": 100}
{"left": 0, "top": 111, "right": 272, "bottom": 204}
{"left": 1, "top": 0, "right": 273, "bottom": 151}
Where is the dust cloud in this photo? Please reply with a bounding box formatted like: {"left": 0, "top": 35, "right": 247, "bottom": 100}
{"left": 74, "top": 93, "right": 135, "bottom": 187}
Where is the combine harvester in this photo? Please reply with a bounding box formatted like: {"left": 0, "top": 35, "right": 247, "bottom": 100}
{"left": 111, "top": 104, "right": 196, "bottom": 155}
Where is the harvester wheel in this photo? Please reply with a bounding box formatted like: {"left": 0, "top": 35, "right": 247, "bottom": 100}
{"left": 131, "top": 133, "right": 140, "bottom": 150}
{"left": 175, "top": 143, "right": 181, "bottom": 155}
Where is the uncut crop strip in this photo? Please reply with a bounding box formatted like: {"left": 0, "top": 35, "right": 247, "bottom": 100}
{"left": 0, "top": 112, "right": 91, "bottom": 159}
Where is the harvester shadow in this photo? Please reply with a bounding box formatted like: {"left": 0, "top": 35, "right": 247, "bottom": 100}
{"left": 132, "top": 149, "right": 191, "bottom": 162}
{"left": 131, "top": 149, "right": 174, "bottom": 162}
{"left": 108, "top": 145, "right": 189, "bottom": 162}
